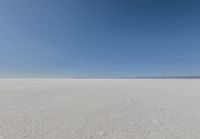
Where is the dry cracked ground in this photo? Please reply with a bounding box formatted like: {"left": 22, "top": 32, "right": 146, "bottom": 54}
{"left": 0, "top": 79, "right": 200, "bottom": 139}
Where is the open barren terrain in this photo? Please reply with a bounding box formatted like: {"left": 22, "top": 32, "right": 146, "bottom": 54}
{"left": 0, "top": 79, "right": 200, "bottom": 139}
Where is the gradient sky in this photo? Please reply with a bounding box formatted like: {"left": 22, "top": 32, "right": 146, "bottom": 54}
{"left": 0, "top": 0, "right": 200, "bottom": 78}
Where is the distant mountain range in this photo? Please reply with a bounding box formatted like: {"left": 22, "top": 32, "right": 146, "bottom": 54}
{"left": 73, "top": 76, "right": 200, "bottom": 79}
{"left": 133, "top": 76, "right": 200, "bottom": 79}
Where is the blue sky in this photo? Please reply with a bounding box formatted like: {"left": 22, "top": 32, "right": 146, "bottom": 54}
{"left": 0, "top": 0, "right": 200, "bottom": 77}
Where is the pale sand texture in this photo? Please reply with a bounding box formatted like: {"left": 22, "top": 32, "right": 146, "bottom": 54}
{"left": 0, "top": 79, "right": 200, "bottom": 139}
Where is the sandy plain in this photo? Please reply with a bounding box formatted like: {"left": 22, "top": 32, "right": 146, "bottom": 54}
{"left": 0, "top": 79, "right": 200, "bottom": 139}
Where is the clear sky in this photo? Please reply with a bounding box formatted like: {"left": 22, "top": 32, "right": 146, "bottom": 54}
{"left": 0, "top": 0, "right": 200, "bottom": 78}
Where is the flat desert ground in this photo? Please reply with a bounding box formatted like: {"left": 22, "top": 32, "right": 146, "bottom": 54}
{"left": 0, "top": 79, "right": 200, "bottom": 139}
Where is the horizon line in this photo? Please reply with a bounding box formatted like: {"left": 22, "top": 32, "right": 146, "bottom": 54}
{"left": 0, "top": 76, "right": 200, "bottom": 79}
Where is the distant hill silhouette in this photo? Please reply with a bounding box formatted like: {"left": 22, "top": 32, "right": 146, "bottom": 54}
{"left": 134, "top": 76, "right": 200, "bottom": 79}
{"left": 73, "top": 76, "right": 200, "bottom": 79}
